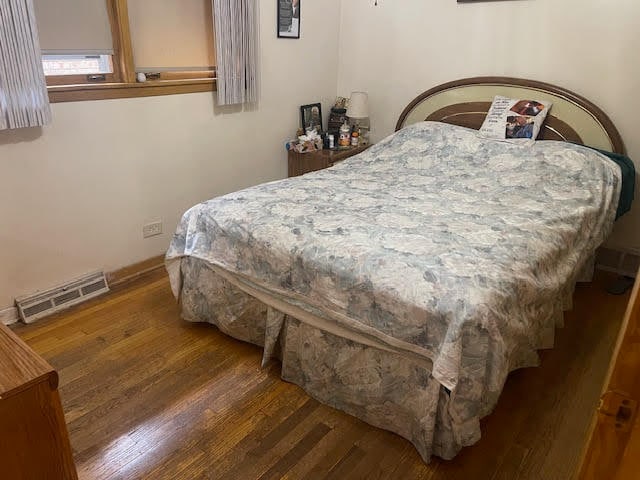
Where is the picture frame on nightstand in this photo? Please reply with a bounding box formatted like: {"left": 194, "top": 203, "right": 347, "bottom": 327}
{"left": 300, "top": 103, "right": 323, "bottom": 132}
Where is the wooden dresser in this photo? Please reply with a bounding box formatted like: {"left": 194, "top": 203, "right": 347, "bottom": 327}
{"left": 0, "top": 323, "right": 77, "bottom": 480}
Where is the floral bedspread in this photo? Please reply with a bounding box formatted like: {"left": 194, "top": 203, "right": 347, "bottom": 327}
{"left": 166, "top": 121, "right": 620, "bottom": 459}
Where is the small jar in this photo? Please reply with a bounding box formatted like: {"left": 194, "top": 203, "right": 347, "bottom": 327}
{"left": 338, "top": 121, "right": 351, "bottom": 147}
{"left": 351, "top": 128, "right": 359, "bottom": 146}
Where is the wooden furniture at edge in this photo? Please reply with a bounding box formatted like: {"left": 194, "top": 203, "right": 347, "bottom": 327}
{"left": 0, "top": 323, "right": 77, "bottom": 480}
{"left": 288, "top": 144, "right": 369, "bottom": 177}
{"left": 578, "top": 270, "right": 640, "bottom": 480}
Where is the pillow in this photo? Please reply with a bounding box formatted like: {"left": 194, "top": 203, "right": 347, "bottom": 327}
{"left": 479, "top": 95, "right": 552, "bottom": 140}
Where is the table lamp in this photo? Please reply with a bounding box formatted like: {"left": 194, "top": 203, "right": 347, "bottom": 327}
{"left": 346, "top": 91, "right": 370, "bottom": 145}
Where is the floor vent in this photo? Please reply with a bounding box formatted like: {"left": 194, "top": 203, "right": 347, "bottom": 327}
{"left": 15, "top": 272, "right": 109, "bottom": 324}
{"left": 596, "top": 247, "right": 640, "bottom": 278}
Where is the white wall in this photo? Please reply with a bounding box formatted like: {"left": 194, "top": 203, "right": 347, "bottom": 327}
{"left": 0, "top": 0, "right": 340, "bottom": 308}
{"left": 3, "top": 0, "right": 639, "bottom": 310}
{"left": 338, "top": 0, "right": 640, "bottom": 251}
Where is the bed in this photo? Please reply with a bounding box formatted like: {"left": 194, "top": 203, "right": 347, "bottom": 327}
{"left": 166, "top": 77, "right": 632, "bottom": 462}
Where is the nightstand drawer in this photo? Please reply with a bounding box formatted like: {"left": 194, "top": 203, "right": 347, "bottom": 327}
{"left": 288, "top": 144, "right": 369, "bottom": 177}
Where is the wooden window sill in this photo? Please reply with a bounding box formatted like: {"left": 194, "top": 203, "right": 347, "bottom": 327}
{"left": 48, "top": 78, "right": 217, "bottom": 103}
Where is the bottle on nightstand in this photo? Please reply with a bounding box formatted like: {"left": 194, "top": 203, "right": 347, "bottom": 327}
{"left": 339, "top": 121, "right": 351, "bottom": 148}
{"left": 351, "top": 127, "right": 359, "bottom": 146}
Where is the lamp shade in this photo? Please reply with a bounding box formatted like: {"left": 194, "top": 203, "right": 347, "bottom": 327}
{"left": 346, "top": 91, "right": 369, "bottom": 119}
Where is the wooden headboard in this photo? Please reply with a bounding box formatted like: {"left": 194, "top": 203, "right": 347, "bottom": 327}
{"left": 395, "top": 77, "right": 625, "bottom": 154}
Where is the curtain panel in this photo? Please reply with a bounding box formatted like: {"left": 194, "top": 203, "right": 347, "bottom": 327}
{"left": 0, "top": 0, "right": 50, "bottom": 130}
{"left": 213, "top": 0, "right": 258, "bottom": 106}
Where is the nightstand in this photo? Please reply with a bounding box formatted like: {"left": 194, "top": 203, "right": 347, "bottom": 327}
{"left": 288, "top": 144, "right": 369, "bottom": 177}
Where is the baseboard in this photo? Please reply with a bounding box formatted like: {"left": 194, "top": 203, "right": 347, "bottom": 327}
{"left": 106, "top": 254, "right": 166, "bottom": 287}
{"left": 0, "top": 257, "right": 165, "bottom": 325}
{"left": 0, "top": 306, "right": 19, "bottom": 326}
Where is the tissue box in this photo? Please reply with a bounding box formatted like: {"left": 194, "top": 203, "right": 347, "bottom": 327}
{"left": 291, "top": 138, "right": 323, "bottom": 153}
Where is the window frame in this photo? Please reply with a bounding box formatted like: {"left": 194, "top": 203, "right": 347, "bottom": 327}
{"left": 45, "top": 0, "right": 216, "bottom": 103}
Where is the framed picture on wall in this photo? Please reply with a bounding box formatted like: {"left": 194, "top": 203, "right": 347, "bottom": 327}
{"left": 278, "top": 0, "right": 300, "bottom": 38}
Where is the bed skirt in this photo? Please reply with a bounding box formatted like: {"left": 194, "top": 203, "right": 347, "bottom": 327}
{"left": 175, "top": 256, "right": 525, "bottom": 462}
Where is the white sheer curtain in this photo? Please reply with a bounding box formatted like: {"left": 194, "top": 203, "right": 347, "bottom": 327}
{"left": 213, "top": 0, "right": 258, "bottom": 106}
{"left": 0, "top": 0, "right": 50, "bottom": 130}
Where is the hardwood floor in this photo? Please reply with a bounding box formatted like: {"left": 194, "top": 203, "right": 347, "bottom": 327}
{"left": 12, "top": 270, "right": 630, "bottom": 480}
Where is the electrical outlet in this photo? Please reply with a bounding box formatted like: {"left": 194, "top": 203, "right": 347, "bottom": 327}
{"left": 143, "top": 221, "right": 162, "bottom": 238}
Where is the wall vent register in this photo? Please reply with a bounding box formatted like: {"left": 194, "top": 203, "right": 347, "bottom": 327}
{"left": 15, "top": 271, "right": 110, "bottom": 324}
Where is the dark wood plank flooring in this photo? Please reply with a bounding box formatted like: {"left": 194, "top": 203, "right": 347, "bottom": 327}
{"left": 12, "top": 270, "right": 630, "bottom": 479}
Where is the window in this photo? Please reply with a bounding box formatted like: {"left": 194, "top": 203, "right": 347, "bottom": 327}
{"left": 32, "top": 0, "right": 216, "bottom": 102}
{"left": 33, "top": 0, "right": 118, "bottom": 84}
{"left": 128, "top": 0, "right": 215, "bottom": 80}
{"left": 41, "top": 55, "right": 114, "bottom": 76}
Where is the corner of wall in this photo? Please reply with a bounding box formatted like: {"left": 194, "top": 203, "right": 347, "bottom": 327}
{"left": 335, "top": 0, "right": 347, "bottom": 99}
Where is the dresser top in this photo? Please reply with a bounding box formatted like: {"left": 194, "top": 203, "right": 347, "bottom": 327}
{"left": 0, "top": 323, "right": 56, "bottom": 399}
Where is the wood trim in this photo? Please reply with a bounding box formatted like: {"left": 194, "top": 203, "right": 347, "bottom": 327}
{"left": 106, "top": 254, "right": 166, "bottom": 287}
{"left": 108, "top": 0, "right": 135, "bottom": 83}
{"left": 156, "top": 70, "right": 216, "bottom": 81}
{"left": 577, "top": 272, "right": 640, "bottom": 479}
{"left": 395, "top": 76, "right": 625, "bottom": 154}
{"left": 46, "top": 73, "right": 119, "bottom": 86}
{"left": 48, "top": 78, "right": 216, "bottom": 102}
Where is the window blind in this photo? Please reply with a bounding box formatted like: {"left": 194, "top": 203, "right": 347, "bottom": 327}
{"left": 0, "top": 0, "right": 51, "bottom": 130}
{"left": 32, "top": 0, "right": 114, "bottom": 55}
{"left": 128, "top": 0, "right": 215, "bottom": 73}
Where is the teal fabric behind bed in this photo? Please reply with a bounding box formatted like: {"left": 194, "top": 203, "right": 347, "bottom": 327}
{"left": 579, "top": 145, "right": 635, "bottom": 219}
